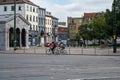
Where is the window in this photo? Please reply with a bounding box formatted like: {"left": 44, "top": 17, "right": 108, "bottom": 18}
{"left": 36, "top": 25, "right": 38, "bottom": 31}
{"left": 39, "top": 18, "right": 40, "bottom": 23}
{"left": 27, "top": 6, "right": 29, "bottom": 11}
{"left": 33, "top": 25, "right": 35, "bottom": 31}
{"left": 26, "top": 15, "right": 28, "bottom": 21}
{"left": 33, "top": 16, "right": 35, "bottom": 22}
{"left": 36, "top": 8, "right": 38, "bottom": 13}
{"left": 30, "top": 6, "right": 32, "bottom": 12}
{"left": 4, "top": 6, "right": 7, "bottom": 11}
{"left": 50, "top": 20, "right": 51, "bottom": 25}
{"left": 30, "top": 25, "right": 32, "bottom": 30}
{"left": 41, "top": 18, "right": 43, "bottom": 25}
{"left": 79, "top": 19, "right": 82, "bottom": 24}
{"left": 11, "top": 6, "right": 14, "bottom": 11}
{"left": 18, "top": 6, "right": 22, "bottom": 11}
{"left": 42, "top": 11, "right": 44, "bottom": 16}
{"left": 2, "top": 0, "right": 6, "bottom": 2}
{"left": 36, "top": 17, "right": 38, "bottom": 22}
{"left": 47, "top": 20, "right": 49, "bottom": 25}
{"left": 30, "top": 15, "right": 32, "bottom": 21}
{"left": 33, "top": 8, "right": 35, "bottom": 12}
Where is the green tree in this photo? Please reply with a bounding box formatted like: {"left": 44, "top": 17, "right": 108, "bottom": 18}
{"left": 104, "top": 9, "right": 113, "bottom": 37}
{"left": 92, "top": 13, "right": 108, "bottom": 40}
{"left": 78, "top": 24, "right": 93, "bottom": 45}
{"left": 112, "top": 0, "right": 120, "bottom": 36}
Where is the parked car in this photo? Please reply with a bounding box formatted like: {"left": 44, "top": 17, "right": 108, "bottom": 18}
{"left": 45, "top": 43, "right": 52, "bottom": 47}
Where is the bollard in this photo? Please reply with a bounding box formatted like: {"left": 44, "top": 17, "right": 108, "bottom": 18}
{"left": 81, "top": 45, "right": 83, "bottom": 55}
{"left": 69, "top": 45, "right": 70, "bottom": 55}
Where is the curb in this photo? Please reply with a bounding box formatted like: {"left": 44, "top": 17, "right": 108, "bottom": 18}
{"left": 0, "top": 52, "right": 120, "bottom": 56}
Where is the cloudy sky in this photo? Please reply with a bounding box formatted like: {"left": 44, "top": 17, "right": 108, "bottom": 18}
{"left": 30, "top": 0, "right": 113, "bottom": 22}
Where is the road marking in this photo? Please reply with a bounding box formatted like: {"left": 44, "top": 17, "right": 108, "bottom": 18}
{"left": 67, "top": 77, "right": 120, "bottom": 80}
{"left": 67, "top": 79, "right": 83, "bottom": 80}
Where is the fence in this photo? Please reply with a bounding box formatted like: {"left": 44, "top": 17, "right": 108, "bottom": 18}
{"left": 0, "top": 45, "right": 120, "bottom": 56}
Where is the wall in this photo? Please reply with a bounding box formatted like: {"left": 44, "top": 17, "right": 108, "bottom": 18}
{"left": 0, "top": 22, "right": 5, "bottom": 50}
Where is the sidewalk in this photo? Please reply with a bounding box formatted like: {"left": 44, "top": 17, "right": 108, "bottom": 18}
{"left": 66, "top": 47, "right": 120, "bottom": 56}
{"left": 0, "top": 47, "right": 46, "bottom": 55}
{"left": 0, "top": 47, "right": 120, "bottom": 56}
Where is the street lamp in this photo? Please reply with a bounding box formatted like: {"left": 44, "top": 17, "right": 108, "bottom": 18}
{"left": 14, "top": 0, "right": 16, "bottom": 50}
{"left": 53, "top": 25, "right": 57, "bottom": 42}
{"left": 112, "top": 0, "right": 118, "bottom": 53}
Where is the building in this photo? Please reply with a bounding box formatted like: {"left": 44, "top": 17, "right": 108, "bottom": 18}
{"left": 38, "top": 7, "right": 46, "bottom": 45}
{"left": 45, "top": 11, "right": 53, "bottom": 43}
{"left": 0, "top": 0, "right": 46, "bottom": 46}
{"left": 0, "top": 14, "right": 30, "bottom": 50}
{"left": 57, "top": 25, "right": 68, "bottom": 45}
{"left": 67, "top": 17, "right": 83, "bottom": 40}
{"left": 45, "top": 11, "right": 59, "bottom": 43}
{"left": 83, "top": 13, "right": 101, "bottom": 45}
{"left": 58, "top": 22, "right": 66, "bottom": 26}
{"left": 83, "top": 13, "right": 98, "bottom": 24}
{"left": 52, "top": 16, "right": 59, "bottom": 42}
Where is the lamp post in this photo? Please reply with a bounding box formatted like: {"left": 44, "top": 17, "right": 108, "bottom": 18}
{"left": 53, "top": 25, "right": 57, "bottom": 42}
{"left": 14, "top": 0, "right": 16, "bottom": 50}
{"left": 113, "top": 0, "right": 118, "bottom": 53}
{"left": 67, "top": 38, "right": 70, "bottom": 55}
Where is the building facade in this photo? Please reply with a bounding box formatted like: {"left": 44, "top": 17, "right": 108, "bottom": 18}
{"left": 83, "top": 13, "right": 98, "bottom": 24}
{"left": 0, "top": 0, "right": 39, "bottom": 30}
{"left": 0, "top": 14, "right": 30, "bottom": 50}
{"left": 57, "top": 26, "right": 68, "bottom": 45}
{"left": 45, "top": 11, "right": 53, "bottom": 43}
{"left": 37, "top": 7, "right": 46, "bottom": 45}
{"left": 45, "top": 11, "right": 59, "bottom": 43}
{"left": 0, "top": 0, "right": 46, "bottom": 46}
{"left": 67, "top": 17, "right": 83, "bottom": 40}
{"left": 52, "top": 16, "right": 59, "bottom": 42}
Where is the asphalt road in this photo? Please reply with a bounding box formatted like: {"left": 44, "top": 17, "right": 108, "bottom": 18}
{"left": 0, "top": 54, "right": 120, "bottom": 80}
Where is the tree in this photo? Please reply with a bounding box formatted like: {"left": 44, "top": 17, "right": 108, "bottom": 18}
{"left": 104, "top": 9, "right": 113, "bottom": 37}
{"left": 112, "top": 0, "right": 120, "bottom": 36}
{"left": 78, "top": 23, "right": 93, "bottom": 46}
{"left": 92, "top": 13, "right": 109, "bottom": 42}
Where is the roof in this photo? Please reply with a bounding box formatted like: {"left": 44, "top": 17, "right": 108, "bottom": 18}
{"left": 0, "top": 0, "right": 38, "bottom": 7}
{"left": 0, "top": 14, "right": 30, "bottom": 25}
{"left": 84, "top": 13, "right": 97, "bottom": 18}
{"left": 52, "top": 16, "right": 59, "bottom": 20}
{"left": 0, "top": 14, "right": 13, "bottom": 21}
{"left": 58, "top": 27, "right": 68, "bottom": 33}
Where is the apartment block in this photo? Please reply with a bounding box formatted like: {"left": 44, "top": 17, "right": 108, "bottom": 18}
{"left": 0, "top": 0, "right": 46, "bottom": 46}
{"left": 67, "top": 17, "right": 83, "bottom": 40}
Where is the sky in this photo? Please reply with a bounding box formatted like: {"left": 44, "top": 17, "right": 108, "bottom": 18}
{"left": 30, "top": 0, "right": 114, "bottom": 22}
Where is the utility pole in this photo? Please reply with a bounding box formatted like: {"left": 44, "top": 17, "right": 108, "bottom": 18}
{"left": 113, "top": 0, "right": 117, "bottom": 53}
{"left": 14, "top": 0, "right": 16, "bottom": 50}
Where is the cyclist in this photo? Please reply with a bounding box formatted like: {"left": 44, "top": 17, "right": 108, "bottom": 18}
{"left": 58, "top": 42, "right": 65, "bottom": 50}
{"left": 50, "top": 42, "right": 56, "bottom": 54}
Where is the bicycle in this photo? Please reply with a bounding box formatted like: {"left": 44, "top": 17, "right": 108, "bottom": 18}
{"left": 46, "top": 47, "right": 59, "bottom": 55}
{"left": 59, "top": 48, "right": 67, "bottom": 55}
{"left": 54, "top": 47, "right": 67, "bottom": 55}
{"left": 46, "top": 47, "right": 67, "bottom": 55}
{"left": 46, "top": 48, "right": 52, "bottom": 55}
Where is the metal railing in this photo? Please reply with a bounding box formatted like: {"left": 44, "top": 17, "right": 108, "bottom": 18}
{"left": 0, "top": 45, "right": 120, "bottom": 56}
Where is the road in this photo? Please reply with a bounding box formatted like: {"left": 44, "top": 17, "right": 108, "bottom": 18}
{"left": 0, "top": 54, "right": 120, "bottom": 80}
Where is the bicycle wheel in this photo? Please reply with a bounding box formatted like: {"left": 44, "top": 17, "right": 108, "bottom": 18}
{"left": 61, "top": 49, "right": 67, "bottom": 55}
{"left": 54, "top": 48, "right": 60, "bottom": 55}
{"left": 46, "top": 49, "right": 52, "bottom": 55}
